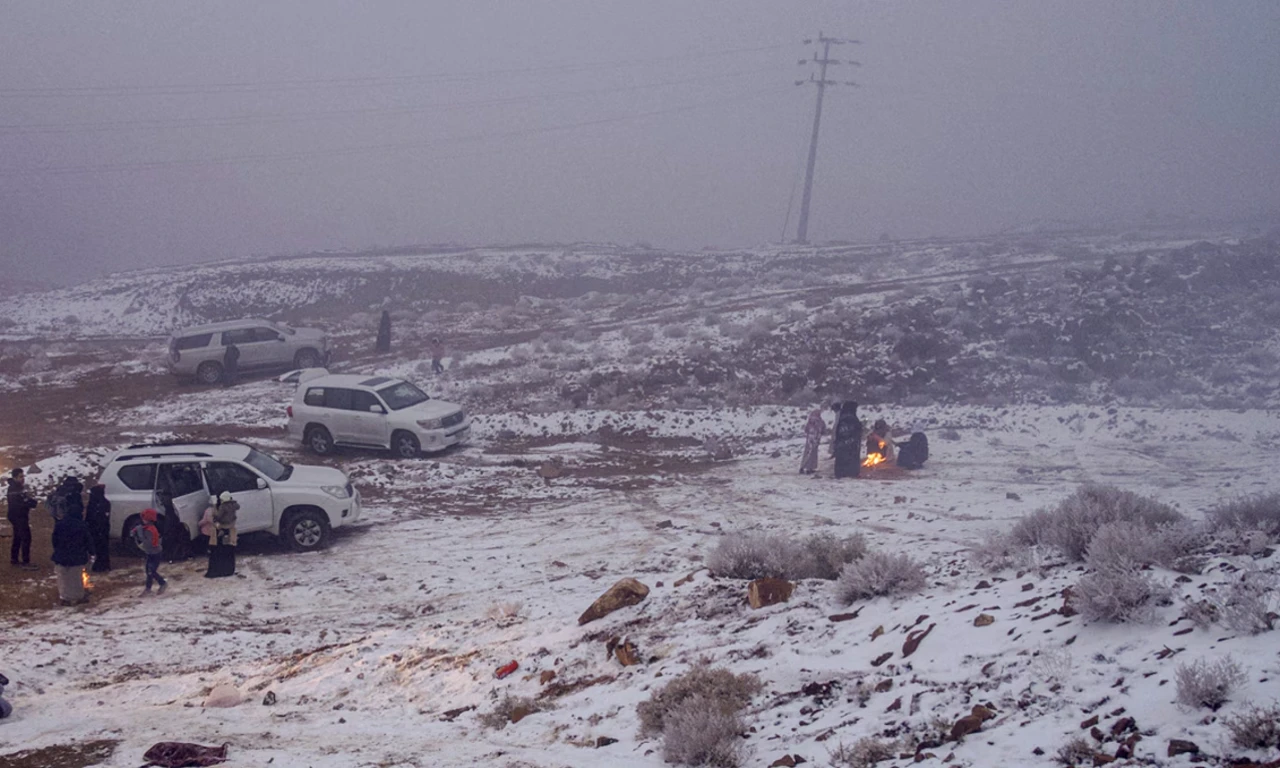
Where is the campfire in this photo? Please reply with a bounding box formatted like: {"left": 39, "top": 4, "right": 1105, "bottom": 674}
{"left": 863, "top": 439, "right": 888, "bottom": 468}
{"left": 82, "top": 568, "right": 94, "bottom": 591}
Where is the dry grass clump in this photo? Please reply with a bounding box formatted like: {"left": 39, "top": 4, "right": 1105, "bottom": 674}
{"left": 829, "top": 736, "right": 899, "bottom": 768}
{"left": 1009, "top": 485, "right": 1182, "bottom": 561}
{"left": 477, "top": 695, "right": 548, "bottom": 730}
{"left": 1174, "top": 655, "right": 1246, "bottom": 711}
{"left": 637, "top": 666, "right": 762, "bottom": 767}
{"left": 708, "top": 532, "right": 867, "bottom": 581}
{"left": 1206, "top": 493, "right": 1280, "bottom": 538}
{"left": 1223, "top": 702, "right": 1280, "bottom": 750}
{"left": 834, "top": 551, "right": 927, "bottom": 605}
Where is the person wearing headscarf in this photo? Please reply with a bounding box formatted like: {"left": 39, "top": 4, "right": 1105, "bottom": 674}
{"left": 799, "top": 407, "right": 827, "bottom": 474}
{"left": 6, "top": 468, "right": 37, "bottom": 568}
{"left": 896, "top": 425, "right": 930, "bottom": 470}
{"left": 133, "top": 508, "right": 167, "bottom": 595}
{"left": 50, "top": 495, "right": 93, "bottom": 605}
{"left": 205, "top": 491, "right": 239, "bottom": 578}
{"left": 832, "top": 400, "right": 864, "bottom": 479}
{"left": 85, "top": 484, "right": 112, "bottom": 572}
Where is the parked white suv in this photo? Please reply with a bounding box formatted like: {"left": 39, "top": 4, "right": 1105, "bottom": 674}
{"left": 99, "top": 442, "right": 360, "bottom": 553}
{"left": 167, "top": 319, "right": 330, "bottom": 384}
{"left": 287, "top": 374, "right": 471, "bottom": 458}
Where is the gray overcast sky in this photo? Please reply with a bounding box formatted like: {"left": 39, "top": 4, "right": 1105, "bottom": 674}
{"left": 2, "top": 1, "right": 1278, "bottom": 282}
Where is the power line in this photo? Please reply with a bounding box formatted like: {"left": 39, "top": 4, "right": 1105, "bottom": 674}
{"left": 794, "top": 32, "right": 860, "bottom": 245}
{"left": 0, "top": 85, "right": 792, "bottom": 178}
{"left": 0, "top": 43, "right": 789, "bottom": 98}
{"left": 0, "top": 67, "right": 779, "bottom": 135}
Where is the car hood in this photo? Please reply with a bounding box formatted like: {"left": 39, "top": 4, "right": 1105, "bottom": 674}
{"left": 402, "top": 399, "right": 463, "bottom": 420}
{"left": 280, "top": 463, "right": 348, "bottom": 488}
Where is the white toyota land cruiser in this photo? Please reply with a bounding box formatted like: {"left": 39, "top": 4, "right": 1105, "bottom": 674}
{"left": 99, "top": 442, "right": 360, "bottom": 553}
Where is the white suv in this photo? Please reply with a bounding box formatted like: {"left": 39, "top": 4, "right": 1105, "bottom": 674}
{"left": 287, "top": 374, "right": 471, "bottom": 458}
{"left": 167, "top": 319, "right": 330, "bottom": 384}
{"left": 99, "top": 442, "right": 360, "bottom": 553}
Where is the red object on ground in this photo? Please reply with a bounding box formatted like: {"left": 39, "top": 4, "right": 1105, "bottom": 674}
{"left": 495, "top": 660, "right": 519, "bottom": 679}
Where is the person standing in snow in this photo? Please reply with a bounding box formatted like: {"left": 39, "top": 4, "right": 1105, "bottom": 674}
{"left": 6, "top": 468, "right": 36, "bottom": 569}
{"left": 133, "top": 508, "right": 167, "bottom": 595}
{"left": 0, "top": 672, "right": 12, "bottom": 720}
{"left": 154, "top": 483, "right": 188, "bottom": 563}
{"left": 204, "top": 492, "right": 239, "bottom": 579}
{"left": 832, "top": 400, "right": 864, "bottom": 479}
{"left": 85, "top": 484, "right": 111, "bottom": 572}
{"left": 799, "top": 407, "right": 827, "bottom": 474}
{"left": 376, "top": 310, "right": 392, "bottom": 353}
{"left": 222, "top": 342, "right": 240, "bottom": 387}
{"left": 429, "top": 337, "right": 445, "bottom": 375}
{"left": 196, "top": 496, "right": 216, "bottom": 556}
{"left": 50, "top": 499, "right": 93, "bottom": 605}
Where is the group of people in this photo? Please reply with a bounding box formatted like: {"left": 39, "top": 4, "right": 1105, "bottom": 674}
{"left": 4, "top": 467, "right": 243, "bottom": 604}
{"left": 800, "top": 401, "right": 930, "bottom": 477}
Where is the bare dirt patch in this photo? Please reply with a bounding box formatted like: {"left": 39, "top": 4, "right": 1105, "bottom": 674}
{"left": 0, "top": 739, "right": 119, "bottom": 768}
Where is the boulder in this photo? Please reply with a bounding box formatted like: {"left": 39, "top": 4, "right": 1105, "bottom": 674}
{"left": 578, "top": 578, "right": 650, "bottom": 625}
{"left": 204, "top": 684, "right": 242, "bottom": 708}
{"left": 748, "top": 578, "right": 795, "bottom": 609}
{"left": 974, "top": 613, "right": 995, "bottom": 627}
{"left": 950, "top": 705, "right": 995, "bottom": 741}
{"left": 1167, "top": 740, "right": 1199, "bottom": 758}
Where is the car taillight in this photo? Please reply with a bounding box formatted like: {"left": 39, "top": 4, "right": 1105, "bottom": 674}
{"left": 287, "top": 406, "right": 293, "bottom": 418}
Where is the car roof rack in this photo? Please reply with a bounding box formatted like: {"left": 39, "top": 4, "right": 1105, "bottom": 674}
{"left": 125, "top": 440, "right": 238, "bottom": 449}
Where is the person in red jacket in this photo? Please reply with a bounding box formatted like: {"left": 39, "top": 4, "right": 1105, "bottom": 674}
{"left": 132, "top": 508, "right": 168, "bottom": 596}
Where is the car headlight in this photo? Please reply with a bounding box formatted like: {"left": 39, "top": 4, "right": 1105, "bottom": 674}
{"left": 416, "top": 418, "right": 443, "bottom": 430}
{"left": 321, "top": 485, "right": 349, "bottom": 499}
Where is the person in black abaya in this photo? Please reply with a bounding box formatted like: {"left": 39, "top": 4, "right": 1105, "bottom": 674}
{"left": 85, "top": 484, "right": 111, "bottom": 572}
{"left": 832, "top": 400, "right": 864, "bottom": 479}
{"left": 205, "top": 492, "right": 239, "bottom": 578}
{"left": 154, "top": 487, "right": 188, "bottom": 562}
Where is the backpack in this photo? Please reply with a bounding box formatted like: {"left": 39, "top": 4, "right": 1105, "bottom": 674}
{"left": 132, "top": 522, "right": 161, "bottom": 555}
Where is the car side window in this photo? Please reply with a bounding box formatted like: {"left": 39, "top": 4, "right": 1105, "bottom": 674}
{"left": 205, "top": 462, "right": 261, "bottom": 495}
{"left": 351, "top": 390, "right": 382, "bottom": 412}
{"left": 304, "top": 387, "right": 325, "bottom": 407}
{"left": 252, "top": 327, "right": 283, "bottom": 342}
{"left": 173, "top": 334, "right": 212, "bottom": 351}
{"left": 324, "top": 388, "right": 354, "bottom": 410}
{"left": 158, "top": 462, "right": 204, "bottom": 497}
{"left": 221, "top": 328, "right": 254, "bottom": 346}
{"left": 117, "top": 463, "right": 157, "bottom": 491}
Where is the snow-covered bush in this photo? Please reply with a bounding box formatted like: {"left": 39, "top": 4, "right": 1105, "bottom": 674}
{"left": 1070, "top": 568, "right": 1171, "bottom": 623}
{"left": 1213, "top": 571, "right": 1278, "bottom": 635}
{"left": 834, "top": 552, "right": 927, "bottom": 604}
{"left": 707, "top": 532, "right": 866, "bottom": 581}
{"left": 1180, "top": 597, "right": 1219, "bottom": 630}
{"left": 1223, "top": 702, "right": 1280, "bottom": 750}
{"left": 1207, "top": 493, "right": 1280, "bottom": 539}
{"left": 1174, "top": 655, "right": 1246, "bottom": 711}
{"left": 1084, "top": 520, "right": 1206, "bottom": 574}
{"left": 659, "top": 697, "right": 742, "bottom": 767}
{"left": 968, "top": 531, "right": 1021, "bottom": 571}
{"left": 1010, "top": 485, "right": 1182, "bottom": 561}
{"left": 638, "top": 666, "right": 760, "bottom": 765}
{"left": 1054, "top": 736, "right": 1099, "bottom": 766}
{"left": 830, "top": 736, "right": 898, "bottom": 768}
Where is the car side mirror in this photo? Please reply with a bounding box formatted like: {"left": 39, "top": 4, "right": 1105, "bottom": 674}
{"left": 369, "top": 405, "right": 385, "bottom": 414}
{"left": 256, "top": 477, "right": 267, "bottom": 490}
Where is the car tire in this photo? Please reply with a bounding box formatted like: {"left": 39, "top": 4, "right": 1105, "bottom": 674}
{"left": 282, "top": 508, "right": 330, "bottom": 552}
{"left": 294, "top": 348, "right": 322, "bottom": 368}
{"left": 392, "top": 430, "right": 420, "bottom": 458}
{"left": 119, "top": 514, "right": 144, "bottom": 557}
{"left": 196, "top": 361, "right": 223, "bottom": 385}
{"left": 305, "top": 425, "right": 334, "bottom": 455}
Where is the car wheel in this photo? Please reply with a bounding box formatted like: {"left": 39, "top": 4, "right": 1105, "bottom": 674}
{"left": 196, "top": 361, "right": 223, "bottom": 385}
{"left": 120, "top": 515, "right": 144, "bottom": 557}
{"left": 283, "top": 509, "right": 330, "bottom": 552}
{"left": 392, "top": 430, "right": 420, "bottom": 458}
{"left": 294, "top": 348, "right": 322, "bottom": 368}
{"left": 305, "top": 425, "right": 334, "bottom": 455}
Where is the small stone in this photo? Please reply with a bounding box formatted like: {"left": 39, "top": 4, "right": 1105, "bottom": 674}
{"left": 870, "top": 625, "right": 885, "bottom": 640}
{"left": 1110, "top": 717, "right": 1135, "bottom": 736}
{"left": 656, "top": 520, "right": 673, "bottom": 529}
{"left": 1006, "top": 492, "right": 1021, "bottom": 501}
{"left": 769, "top": 756, "right": 797, "bottom": 768}
{"left": 874, "top": 679, "right": 893, "bottom": 693}
{"left": 1091, "top": 726, "right": 1105, "bottom": 741}
{"left": 262, "top": 690, "right": 277, "bottom": 706}
{"left": 1022, "top": 583, "right": 1034, "bottom": 591}
{"left": 1080, "top": 715, "right": 1099, "bottom": 730}
{"left": 614, "top": 640, "right": 641, "bottom": 667}
{"left": 1033, "top": 747, "right": 1045, "bottom": 756}
{"left": 596, "top": 737, "right": 618, "bottom": 748}
{"left": 1167, "top": 739, "right": 1199, "bottom": 757}
{"left": 539, "top": 670, "right": 556, "bottom": 685}
{"left": 974, "top": 614, "right": 995, "bottom": 627}
{"left": 975, "top": 580, "right": 992, "bottom": 589}
{"left": 871, "top": 652, "right": 893, "bottom": 667}
{"left": 578, "top": 578, "right": 650, "bottom": 625}
{"left": 748, "top": 578, "right": 795, "bottom": 609}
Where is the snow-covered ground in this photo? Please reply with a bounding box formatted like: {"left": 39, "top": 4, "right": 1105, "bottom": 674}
{"left": 3, "top": 403, "right": 1279, "bottom": 767}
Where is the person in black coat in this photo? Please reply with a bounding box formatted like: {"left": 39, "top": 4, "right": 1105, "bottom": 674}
{"left": 222, "top": 343, "right": 240, "bottom": 386}
{"left": 896, "top": 431, "right": 930, "bottom": 470}
{"left": 85, "top": 484, "right": 112, "bottom": 572}
{"left": 832, "top": 400, "right": 864, "bottom": 479}
{"left": 6, "top": 468, "right": 36, "bottom": 568}
{"left": 376, "top": 310, "right": 392, "bottom": 353}
{"left": 154, "top": 487, "right": 188, "bottom": 562}
{"left": 51, "top": 503, "right": 93, "bottom": 605}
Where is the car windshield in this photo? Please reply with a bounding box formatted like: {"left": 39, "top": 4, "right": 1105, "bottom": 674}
{"left": 245, "top": 448, "right": 293, "bottom": 481}
{"left": 378, "top": 381, "right": 430, "bottom": 410}
{"left": 273, "top": 323, "right": 296, "bottom": 336}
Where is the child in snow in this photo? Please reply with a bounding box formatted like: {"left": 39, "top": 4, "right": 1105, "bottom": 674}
{"left": 133, "top": 508, "right": 168, "bottom": 595}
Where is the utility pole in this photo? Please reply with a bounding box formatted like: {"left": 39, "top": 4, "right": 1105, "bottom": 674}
{"left": 795, "top": 33, "right": 858, "bottom": 244}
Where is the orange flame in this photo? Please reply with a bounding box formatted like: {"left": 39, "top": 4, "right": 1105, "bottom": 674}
{"left": 82, "top": 569, "right": 94, "bottom": 590}
{"left": 863, "top": 439, "right": 888, "bottom": 467}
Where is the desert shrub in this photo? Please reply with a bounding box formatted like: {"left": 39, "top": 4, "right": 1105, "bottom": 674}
{"left": 707, "top": 532, "right": 866, "bottom": 581}
{"left": 1010, "top": 485, "right": 1182, "bottom": 561}
{"left": 1174, "top": 655, "right": 1246, "bottom": 711}
{"left": 1070, "top": 568, "right": 1172, "bottom": 623}
{"left": 1206, "top": 493, "right": 1280, "bottom": 538}
{"left": 830, "top": 736, "right": 898, "bottom": 768}
{"left": 1180, "top": 597, "right": 1219, "bottom": 630}
{"left": 660, "top": 697, "right": 742, "bottom": 767}
{"left": 1084, "top": 521, "right": 1206, "bottom": 574}
{"left": 1213, "top": 571, "right": 1278, "bottom": 635}
{"left": 1055, "top": 736, "right": 1099, "bottom": 766}
{"left": 834, "top": 552, "right": 927, "bottom": 605}
{"left": 637, "top": 666, "right": 762, "bottom": 738}
{"left": 477, "top": 695, "right": 547, "bottom": 730}
{"left": 968, "top": 531, "right": 1020, "bottom": 571}
{"left": 1223, "top": 702, "right": 1280, "bottom": 750}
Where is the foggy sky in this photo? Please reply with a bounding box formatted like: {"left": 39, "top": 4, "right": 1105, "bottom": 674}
{"left": 2, "top": 1, "right": 1278, "bottom": 283}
